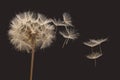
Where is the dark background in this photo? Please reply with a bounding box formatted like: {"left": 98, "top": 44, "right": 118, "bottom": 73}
{"left": 0, "top": 0, "right": 119, "bottom": 80}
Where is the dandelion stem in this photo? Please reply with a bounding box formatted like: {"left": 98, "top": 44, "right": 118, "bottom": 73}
{"left": 94, "top": 59, "right": 96, "bottom": 67}
{"left": 62, "top": 39, "right": 67, "bottom": 48}
{"left": 30, "top": 46, "right": 35, "bottom": 80}
{"left": 65, "top": 26, "right": 69, "bottom": 34}
{"left": 99, "top": 44, "right": 102, "bottom": 54}
{"left": 65, "top": 38, "right": 69, "bottom": 45}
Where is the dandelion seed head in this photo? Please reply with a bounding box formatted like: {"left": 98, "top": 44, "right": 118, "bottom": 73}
{"left": 8, "top": 11, "right": 55, "bottom": 53}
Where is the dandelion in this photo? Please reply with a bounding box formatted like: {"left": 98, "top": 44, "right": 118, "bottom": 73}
{"left": 86, "top": 52, "right": 102, "bottom": 67}
{"left": 8, "top": 11, "right": 56, "bottom": 80}
{"left": 9, "top": 12, "right": 55, "bottom": 51}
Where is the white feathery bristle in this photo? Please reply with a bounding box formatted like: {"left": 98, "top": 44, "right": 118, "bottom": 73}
{"left": 86, "top": 52, "right": 102, "bottom": 59}
{"left": 83, "top": 38, "right": 108, "bottom": 47}
{"left": 59, "top": 28, "right": 79, "bottom": 40}
{"left": 63, "top": 12, "right": 73, "bottom": 26}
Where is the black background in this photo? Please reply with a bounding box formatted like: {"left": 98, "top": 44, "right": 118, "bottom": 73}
{"left": 0, "top": 0, "right": 119, "bottom": 80}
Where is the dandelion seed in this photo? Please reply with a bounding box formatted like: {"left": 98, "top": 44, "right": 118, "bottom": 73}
{"left": 90, "top": 38, "right": 108, "bottom": 46}
{"left": 90, "top": 38, "right": 107, "bottom": 54}
{"left": 59, "top": 28, "right": 79, "bottom": 48}
{"left": 84, "top": 38, "right": 108, "bottom": 47}
{"left": 63, "top": 12, "right": 73, "bottom": 26}
{"left": 86, "top": 52, "right": 102, "bottom": 59}
{"left": 86, "top": 52, "right": 102, "bottom": 67}
{"left": 60, "top": 28, "right": 79, "bottom": 40}
{"left": 52, "top": 18, "right": 66, "bottom": 26}
{"left": 52, "top": 13, "right": 73, "bottom": 27}
{"left": 83, "top": 40, "right": 98, "bottom": 48}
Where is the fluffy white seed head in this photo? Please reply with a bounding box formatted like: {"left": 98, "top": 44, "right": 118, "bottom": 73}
{"left": 8, "top": 11, "right": 55, "bottom": 53}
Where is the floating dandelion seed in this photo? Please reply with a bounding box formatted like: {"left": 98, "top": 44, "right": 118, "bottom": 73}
{"left": 89, "top": 38, "right": 108, "bottom": 46}
{"left": 63, "top": 12, "right": 73, "bottom": 26}
{"left": 53, "top": 18, "right": 66, "bottom": 26}
{"left": 89, "top": 38, "right": 107, "bottom": 54}
{"left": 8, "top": 11, "right": 78, "bottom": 80}
{"left": 84, "top": 38, "right": 108, "bottom": 47}
{"left": 83, "top": 38, "right": 108, "bottom": 53}
{"left": 59, "top": 28, "right": 79, "bottom": 48}
{"left": 86, "top": 52, "right": 102, "bottom": 67}
{"left": 86, "top": 52, "right": 102, "bottom": 59}
{"left": 52, "top": 12, "right": 73, "bottom": 27}
{"left": 83, "top": 40, "right": 98, "bottom": 47}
